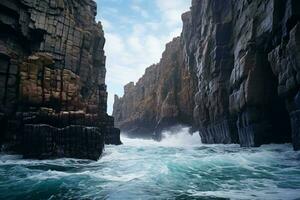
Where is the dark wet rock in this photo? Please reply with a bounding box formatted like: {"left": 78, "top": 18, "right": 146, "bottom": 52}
{"left": 181, "top": 0, "right": 299, "bottom": 148}
{"left": 23, "top": 125, "right": 104, "bottom": 160}
{"left": 269, "top": 22, "right": 300, "bottom": 150}
{"left": 0, "top": 0, "right": 121, "bottom": 160}
{"left": 105, "top": 127, "right": 122, "bottom": 145}
{"left": 182, "top": 0, "right": 237, "bottom": 144}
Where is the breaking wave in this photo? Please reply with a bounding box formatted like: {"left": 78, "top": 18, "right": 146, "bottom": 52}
{"left": 122, "top": 126, "right": 201, "bottom": 147}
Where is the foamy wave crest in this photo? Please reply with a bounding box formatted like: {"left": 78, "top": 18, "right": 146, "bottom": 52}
{"left": 121, "top": 126, "right": 201, "bottom": 147}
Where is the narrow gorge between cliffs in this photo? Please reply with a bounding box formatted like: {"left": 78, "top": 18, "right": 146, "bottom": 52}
{"left": 1, "top": 0, "right": 300, "bottom": 199}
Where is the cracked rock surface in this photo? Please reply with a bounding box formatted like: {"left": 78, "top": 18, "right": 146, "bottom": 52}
{"left": 0, "top": 0, "right": 121, "bottom": 160}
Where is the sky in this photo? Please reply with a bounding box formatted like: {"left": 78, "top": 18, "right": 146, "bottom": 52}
{"left": 95, "top": 0, "right": 191, "bottom": 114}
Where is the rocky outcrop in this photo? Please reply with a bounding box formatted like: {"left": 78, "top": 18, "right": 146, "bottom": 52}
{"left": 183, "top": 0, "right": 299, "bottom": 148}
{"left": 0, "top": 0, "right": 121, "bottom": 160}
{"left": 23, "top": 124, "right": 104, "bottom": 160}
{"left": 113, "top": 37, "right": 197, "bottom": 138}
{"left": 113, "top": 0, "right": 300, "bottom": 150}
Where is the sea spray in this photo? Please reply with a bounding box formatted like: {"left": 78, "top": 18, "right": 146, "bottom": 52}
{"left": 121, "top": 126, "right": 201, "bottom": 147}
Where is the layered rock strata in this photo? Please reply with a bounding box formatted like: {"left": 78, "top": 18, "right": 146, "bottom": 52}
{"left": 113, "top": 37, "right": 197, "bottom": 138}
{"left": 0, "top": 0, "right": 121, "bottom": 160}
{"left": 114, "top": 0, "right": 300, "bottom": 150}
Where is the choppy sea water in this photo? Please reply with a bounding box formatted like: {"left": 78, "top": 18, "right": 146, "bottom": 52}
{"left": 1, "top": 127, "right": 300, "bottom": 200}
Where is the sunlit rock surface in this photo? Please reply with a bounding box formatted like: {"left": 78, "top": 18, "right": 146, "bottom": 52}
{"left": 0, "top": 0, "right": 121, "bottom": 160}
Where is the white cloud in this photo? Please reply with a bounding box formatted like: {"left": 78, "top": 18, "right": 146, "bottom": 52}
{"left": 128, "top": 36, "right": 143, "bottom": 53}
{"left": 145, "top": 22, "right": 160, "bottom": 31}
{"left": 105, "top": 33, "right": 125, "bottom": 55}
{"left": 145, "top": 35, "right": 163, "bottom": 61}
{"left": 101, "top": 19, "right": 112, "bottom": 30}
{"left": 131, "top": 4, "right": 149, "bottom": 18}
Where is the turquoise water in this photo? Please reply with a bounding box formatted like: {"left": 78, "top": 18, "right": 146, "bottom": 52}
{"left": 1, "top": 127, "right": 300, "bottom": 200}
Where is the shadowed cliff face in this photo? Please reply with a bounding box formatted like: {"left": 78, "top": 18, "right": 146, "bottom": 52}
{"left": 0, "top": 0, "right": 121, "bottom": 159}
{"left": 113, "top": 37, "right": 197, "bottom": 138}
{"left": 184, "top": 0, "right": 299, "bottom": 148}
{"left": 182, "top": 0, "right": 237, "bottom": 144}
{"left": 113, "top": 0, "right": 300, "bottom": 150}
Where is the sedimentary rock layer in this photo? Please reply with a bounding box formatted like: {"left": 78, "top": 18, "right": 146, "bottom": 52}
{"left": 114, "top": 0, "right": 300, "bottom": 150}
{"left": 0, "top": 0, "right": 121, "bottom": 160}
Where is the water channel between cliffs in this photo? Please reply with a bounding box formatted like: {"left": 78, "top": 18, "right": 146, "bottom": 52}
{"left": 1, "top": 127, "right": 300, "bottom": 200}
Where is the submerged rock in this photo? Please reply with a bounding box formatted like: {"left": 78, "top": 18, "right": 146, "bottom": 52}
{"left": 0, "top": 0, "right": 121, "bottom": 160}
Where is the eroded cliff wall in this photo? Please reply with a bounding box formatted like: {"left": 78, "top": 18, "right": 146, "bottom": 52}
{"left": 113, "top": 0, "right": 300, "bottom": 150}
{"left": 113, "top": 37, "right": 197, "bottom": 138}
{"left": 0, "top": 0, "right": 121, "bottom": 160}
{"left": 184, "top": 0, "right": 299, "bottom": 149}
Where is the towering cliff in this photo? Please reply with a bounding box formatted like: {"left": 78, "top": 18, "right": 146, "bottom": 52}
{"left": 113, "top": 0, "right": 300, "bottom": 150}
{"left": 113, "top": 37, "right": 197, "bottom": 138}
{"left": 183, "top": 0, "right": 299, "bottom": 149}
{"left": 0, "top": 0, "right": 121, "bottom": 160}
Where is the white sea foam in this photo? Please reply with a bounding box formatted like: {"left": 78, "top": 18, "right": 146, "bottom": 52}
{"left": 121, "top": 126, "right": 201, "bottom": 147}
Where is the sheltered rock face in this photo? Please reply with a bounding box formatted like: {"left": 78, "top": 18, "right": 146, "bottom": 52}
{"left": 268, "top": 21, "right": 300, "bottom": 150}
{"left": 113, "top": 37, "right": 197, "bottom": 138}
{"left": 0, "top": 0, "right": 121, "bottom": 160}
